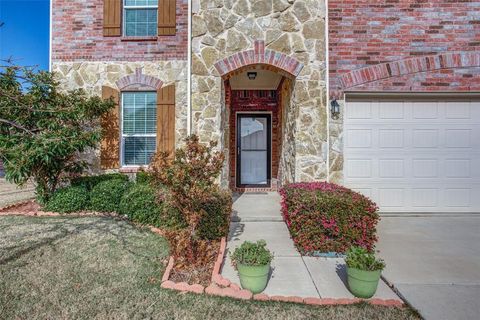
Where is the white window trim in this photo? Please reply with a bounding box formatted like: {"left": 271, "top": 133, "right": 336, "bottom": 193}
{"left": 123, "top": 0, "right": 159, "bottom": 37}
{"left": 120, "top": 92, "right": 157, "bottom": 167}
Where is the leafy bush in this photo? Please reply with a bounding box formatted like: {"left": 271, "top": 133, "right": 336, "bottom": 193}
{"left": 150, "top": 135, "right": 225, "bottom": 263}
{"left": 280, "top": 182, "right": 379, "bottom": 255}
{"left": 197, "top": 190, "right": 232, "bottom": 240}
{"left": 71, "top": 173, "right": 129, "bottom": 191}
{"left": 44, "top": 185, "right": 89, "bottom": 213}
{"left": 0, "top": 64, "right": 114, "bottom": 203}
{"left": 231, "top": 240, "right": 273, "bottom": 267}
{"left": 135, "top": 171, "right": 154, "bottom": 184}
{"left": 345, "top": 246, "right": 385, "bottom": 271}
{"left": 90, "top": 179, "right": 131, "bottom": 212}
{"left": 119, "top": 183, "right": 185, "bottom": 229}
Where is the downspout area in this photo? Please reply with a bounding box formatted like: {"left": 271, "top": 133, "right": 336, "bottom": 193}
{"left": 325, "top": 0, "right": 330, "bottom": 182}
{"left": 186, "top": 0, "right": 192, "bottom": 135}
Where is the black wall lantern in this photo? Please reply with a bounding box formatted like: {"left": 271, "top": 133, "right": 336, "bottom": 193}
{"left": 247, "top": 72, "right": 257, "bottom": 80}
{"left": 330, "top": 99, "right": 340, "bottom": 120}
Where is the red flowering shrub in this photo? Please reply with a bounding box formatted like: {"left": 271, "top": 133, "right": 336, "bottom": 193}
{"left": 279, "top": 182, "right": 379, "bottom": 255}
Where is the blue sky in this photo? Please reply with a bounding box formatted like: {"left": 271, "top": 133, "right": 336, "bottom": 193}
{"left": 0, "top": 0, "right": 50, "bottom": 70}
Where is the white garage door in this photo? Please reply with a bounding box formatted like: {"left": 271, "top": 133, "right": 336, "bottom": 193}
{"left": 344, "top": 96, "right": 480, "bottom": 212}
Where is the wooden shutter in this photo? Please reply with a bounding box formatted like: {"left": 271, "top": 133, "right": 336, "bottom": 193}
{"left": 157, "top": 85, "right": 176, "bottom": 158}
{"left": 158, "top": 0, "right": 176, "bottom": 36}
{"left": 103, "top": 0, "right": 122, "bottom": 36}
{"left": 101, "top": 86, "right": 120, "bottom": 169}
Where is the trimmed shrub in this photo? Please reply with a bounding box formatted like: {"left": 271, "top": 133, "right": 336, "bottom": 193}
{"left": 119, "top": 183, "right": 184, "bottom": 229}
{"left": 71, "top": 173, "right": 129, "bottom": 191}
{"left": 89, "top": 179, "right": 131, "bottom": 212}
{"left": 197, "top": 190, "right": 232, "bottom": 240}
{"left": 135, "top": 171, "right": 154, "bottom": 185}
{"left": 280, "top": 182, "right": 379, "bottom": 255}
{"left": 44, "top": 185, "right": 89, "bottom": 213}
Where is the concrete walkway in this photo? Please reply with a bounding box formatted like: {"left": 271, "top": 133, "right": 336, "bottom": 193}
{"left": 0, "top": 179, "right": 35, "bottom": 208}
{"left": 221, "top": 192, "right": 399, "bottom": 300}
{"left": 378, "top": 216, "right": 480, "bottom": 320}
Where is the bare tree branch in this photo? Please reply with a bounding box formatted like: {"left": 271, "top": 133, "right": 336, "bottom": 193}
{"left": 0, "top": 118, "right": 33, "bottom": 134}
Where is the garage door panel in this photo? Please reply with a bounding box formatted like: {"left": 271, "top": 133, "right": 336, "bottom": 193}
{"left": 345, "top": 98, "right": 480, "bottom": 212}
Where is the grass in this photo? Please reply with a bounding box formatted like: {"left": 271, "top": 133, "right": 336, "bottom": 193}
{"left": 0, "top": 216, "right": 421, "bottom": 320}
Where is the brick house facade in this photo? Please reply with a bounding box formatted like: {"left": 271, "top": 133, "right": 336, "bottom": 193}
{"left": 328, "top": 0, "right": 480, "bottom": 212}
{"left": 51, "top": 1, "right": 479, "bottom": 211}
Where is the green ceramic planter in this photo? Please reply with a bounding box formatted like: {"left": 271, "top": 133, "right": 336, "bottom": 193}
{"left": 347, "top": 267, "right": 382, "bottom": 299}
{"left": 237, "top": 263, "right": 270, "bottom": 294}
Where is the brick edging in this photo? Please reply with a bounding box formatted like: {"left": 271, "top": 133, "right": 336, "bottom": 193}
{"left": 160, "top": 236, "right": 404, "bottom": 307}
{"left": 0, "top": 200, "right": 34, "bottom": 213}
{"left": 2, "top": 204, "right": 404, "bottom": 307}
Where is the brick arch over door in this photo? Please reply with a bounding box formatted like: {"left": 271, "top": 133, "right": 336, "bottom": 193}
{"left": 214, "top": 40, "right": 304, "bottom": 78}
{"left": 333, "top": 52, "right": 480, "bottom": 97}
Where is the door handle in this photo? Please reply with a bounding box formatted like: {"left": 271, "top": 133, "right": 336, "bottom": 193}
{"left": 237, "top": 147, "right": 240, "bottom": 154}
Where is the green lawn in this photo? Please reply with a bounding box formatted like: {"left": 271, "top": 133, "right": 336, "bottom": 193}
{"left": 0, "top": 216, "right": 420, "bottom": 320}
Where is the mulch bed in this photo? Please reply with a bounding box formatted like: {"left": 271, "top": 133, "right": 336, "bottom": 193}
{"left": 169, "top": 240, "right": 220, "bottom": 287}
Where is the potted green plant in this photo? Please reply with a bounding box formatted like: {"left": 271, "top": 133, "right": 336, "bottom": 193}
{"left": 231, "top": 240, "right": 273, "bottom": 294}
{"left": 345, "top": 246, "right": 386, "bottom": 299}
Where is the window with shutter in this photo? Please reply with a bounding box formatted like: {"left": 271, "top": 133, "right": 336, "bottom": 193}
{"left": 157, "top": 0, "right": 176, "bottom": 36}
{"left": 101, "top": 86, "right": 120, "bottom": 169}
{"left": 123, "top": 0, "right": 159, "bottom": 37}
{"left": 121, "top": 92, "right": 157, "bottom": 166}
{"left": 103, "top": 0, "right": 122, "bottom": 36}
{"left": 156, "top": 85, "right": 175, "bottom": 158}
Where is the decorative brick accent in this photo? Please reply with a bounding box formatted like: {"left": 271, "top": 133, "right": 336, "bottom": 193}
{"left": 214, "top": 41, "right": 304, "bottom": 78}
{"left": 338, "top": 52, "right": 480, "bottom": 91}
{"left": 116, "top": 68, "right": 164, "bottom": 90}
{"left": 329, "top": 1, "right": 480, "bottom": 96}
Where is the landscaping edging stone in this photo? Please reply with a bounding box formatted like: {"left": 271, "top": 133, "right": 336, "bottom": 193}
{"left": 1, "top": 202, "right": 404, "bottom": 307}
{"left": 161, "top": 236, "right": 405, "bottom": 307}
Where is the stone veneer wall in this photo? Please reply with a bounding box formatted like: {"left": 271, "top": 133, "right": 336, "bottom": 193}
{"left": 52, "top": 61, "right": 188, "bottom": 172}
{"left": 191, "top": 0, "right": 327, "bottom": 183}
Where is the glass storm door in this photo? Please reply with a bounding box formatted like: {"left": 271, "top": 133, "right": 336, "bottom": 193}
{"left": 237, "top": 114, "right": 271, "bottom": 187}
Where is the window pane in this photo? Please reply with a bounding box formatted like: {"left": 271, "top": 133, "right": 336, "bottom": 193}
{"left": 125, "top": 0, "right": 158, "bottom": 6}
{"left": 124, "top": 8, "right": 157, "bottom": 36}
{"left": 122, "top": 92, "right": 157, "bottom": 135}
{"left": 122, "top": 92, "right": 157, "bottom": 165}
{"left": 124, "top": 137, "right": 157, "bottom": 166}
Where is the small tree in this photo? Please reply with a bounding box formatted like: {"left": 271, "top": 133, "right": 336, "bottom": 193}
{"left": 0, "top": 64, "right": 114, "bottom": 202}
{"left": 150, "top": 135, "right": 225, "bottom": 264}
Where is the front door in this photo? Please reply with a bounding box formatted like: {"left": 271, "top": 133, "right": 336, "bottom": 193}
{"left": 236, "top": 114, "right": 271, "bottom": 187}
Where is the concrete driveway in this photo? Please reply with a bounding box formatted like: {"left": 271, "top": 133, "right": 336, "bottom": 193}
{"left": 377, "top": 215, "right": 480, "bottom": 320}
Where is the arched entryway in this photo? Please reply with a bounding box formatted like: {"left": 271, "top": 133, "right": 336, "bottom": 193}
{"left": 219, "top": 58, "right": 301, "bottom": 190}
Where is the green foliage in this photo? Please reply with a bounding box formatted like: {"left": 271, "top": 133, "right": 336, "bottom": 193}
{"left": 135, "top": 171, "right": 154, "bottom": 184}
{"left": 71, "top": 173, "right": 129, "bottom": 191}
{"left": 197, "top": 190, "right": 232, "bottom": 240}
{"left": 150, "top": 135, "right": 226, "bottom": 263}
{"left": 44, "top": 185, "right": 89, "bottom": 213}
{"left": 89, "top": 179, "right": 131, "bottom": 213}
{"left": 231, "top": 240, "right": 273, "bottom": 267}
{"left": 0, "top": 64, "right": 114, "bottom": 203}
{"left": 345, "top": 246, "right": 385, "bottom": 271}
{"left": 280, "top": 182, "right": 379, "bottom": 254}
{"left": 119, "top": 183, "right": 185, "bottom": 229}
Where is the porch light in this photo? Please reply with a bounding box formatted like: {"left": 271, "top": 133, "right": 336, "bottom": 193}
{"left": 247, "top": 72, "right": 257, "bottom": 80}
{"left": 330, "top": 99, "right": 340, "bottom": 120}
